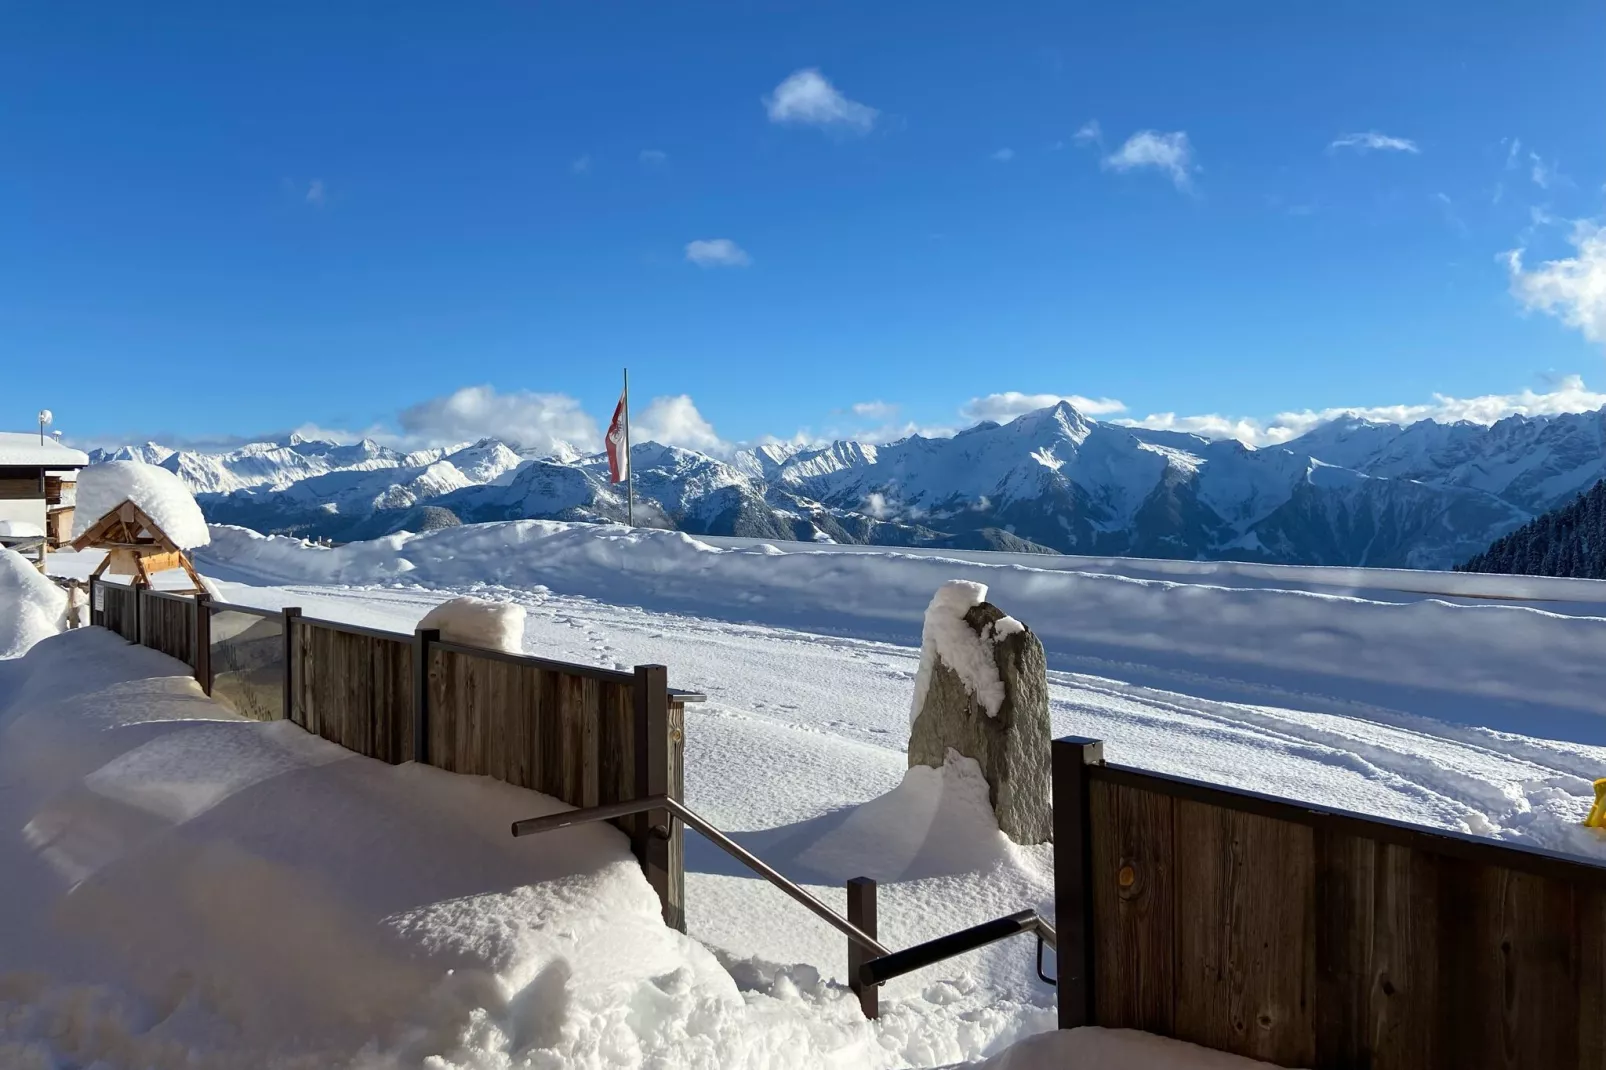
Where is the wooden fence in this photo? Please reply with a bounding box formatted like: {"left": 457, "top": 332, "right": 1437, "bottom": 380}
{"left": 1054, "top": 735, "right": 1606, "bottom": 1069}
{"left": 85, "top": 576, "right": 695, "bottom": 929}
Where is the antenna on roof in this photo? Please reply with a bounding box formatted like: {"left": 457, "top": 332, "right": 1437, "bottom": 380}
{"left": 37, "top": 409, "right": 53, "bottom": 445}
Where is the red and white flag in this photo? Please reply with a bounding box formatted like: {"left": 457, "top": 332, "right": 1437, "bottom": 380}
{"left": 605, "top": 390, "right": 629, "bottom": 484}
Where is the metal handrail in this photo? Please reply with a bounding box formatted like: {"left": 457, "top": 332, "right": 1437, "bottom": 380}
{"left": 856, "top": 909, "right": 1056, "bottom": 987}
{"left": 512, "top": 794, "right": 890, "bottom": 957}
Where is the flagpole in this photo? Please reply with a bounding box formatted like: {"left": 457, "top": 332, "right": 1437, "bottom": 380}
{"left": 623, "top": 367, "right": 634, "bottom": 527}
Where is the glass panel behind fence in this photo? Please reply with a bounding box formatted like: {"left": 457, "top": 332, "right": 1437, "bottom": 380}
{"left": 209, "top": 609, "right": 284, "bottom": 721}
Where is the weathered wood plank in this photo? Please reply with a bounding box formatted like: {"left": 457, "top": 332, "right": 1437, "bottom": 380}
{"left": 1580, "top": 885, "right": 1606, "bottom": 1070}
{"left": 1090, "top": 779, "right": 1176, "bottom": 1034}
{"left": 1174, "top": 799, "right": 1316, "bottom": 1067}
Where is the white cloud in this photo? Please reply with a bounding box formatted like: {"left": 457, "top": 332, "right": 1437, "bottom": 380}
{"left": 991, "top": 148, "right": 1015, "bottom": 163}
{"left": 1506, "top": 219, "right": 1606, "bottom": 343}
{"left": 764, "top": 69, "right": 877, "bottom": 133}
{"left": 851, "top": 401, "right": 899, "bottom": 419}
{"left": 960, "top": 392, "right": 1129, "bottom": 423}
{"left": 1101, "top": 130, "right": 1197, "bottom": 190}
{"left": 306, "top": 179, "right": 326, "bottom": 206}
{"left": 571, "top": 154, "right": 592, "bottom": 175}
{"left": 1328, "top": 131, "right": 1420, "bottom": 154}
{"left": 634, "top": 395, "right": 727, "bottom": 454}
{"left": 1073, "top": 120, "right": 1102, "bottom": 146}
{"left": 685, "top": 238, "right": 751, "bottom": 268}
{"left": 1530, "top": 152, "right": 1553, "bottom": 189}
{"left": 397, "top": 386, "right": 600, "bottom": 453}
{"left": 1504, "top": 137, "right": 1523, "bottom": 169}
{"left": 639, "top": 149, "right": 667, "bottom": 166}
{"left": 1118, "top": 376, "right": 1606, "bottom": 446}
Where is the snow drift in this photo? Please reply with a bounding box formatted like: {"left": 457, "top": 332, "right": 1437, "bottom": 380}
{"left": 200, "top": 520, "right": 1606, "bottom": 724}
{"left": 72, "top": 460, "right": 211, "bottom": 549}
{"left": 417, "top": 595, "right": 527, "bottom": 654}
{"left": 0, "top": 547, "right": 67, "bottom": 659}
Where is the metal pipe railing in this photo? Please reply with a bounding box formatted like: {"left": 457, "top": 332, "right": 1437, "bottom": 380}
{"left": 856, "top": 909, "right": 1055, "bottom": 987}
{"left": 512, "top": 794, "right": 891, "bottom": 958}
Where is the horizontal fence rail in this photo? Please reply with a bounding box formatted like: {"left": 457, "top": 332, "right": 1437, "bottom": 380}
{"left": 1053, "top": 734, "right": 1606, "bottom": 1069}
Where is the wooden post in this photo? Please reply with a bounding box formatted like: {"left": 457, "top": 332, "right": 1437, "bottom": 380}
{"left": 194, "top": 592, "right": 212, "bottom": 694}
{"left": 412, "top": 627, "right": 439, "bottom": 764}
{"left": 281, "top": 607, "right": 302, "bottom": 723}
{"left": 132, "top": 585, "right": 143, "bottom": 645}
{"left": 1053, "top": 735, "right": 1104, "bottom": 1030}
{"left": 87, "top": 574, "right": 98, "bottom": 628}
{"left": 633, "top": 664, "right": 683, "bottom": 931}
{"left": 847, "top": 876, "right": 879, "bottom": 1020}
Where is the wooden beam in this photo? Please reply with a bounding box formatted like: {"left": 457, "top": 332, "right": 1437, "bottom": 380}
{"left": 136, "top": 550, "right": 185, "bottom": 575}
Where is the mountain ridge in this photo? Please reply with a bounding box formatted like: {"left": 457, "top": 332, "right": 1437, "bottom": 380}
{"left": 88, "top": 402, "right": 1606, "bottom": 569}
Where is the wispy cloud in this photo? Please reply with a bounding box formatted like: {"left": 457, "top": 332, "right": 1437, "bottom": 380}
{"left": 1328, "top": 131, "right": 1419, "bottom": 155}
{"left": 1506, "top": 218, "right": 1606, "bottom": 343}
{"left": 1504, "top": 137, "right": 1523, "bottom": 169}
{"left": 1529, "top": 152, "right": 1559, "bottom": 189}
{"left": 1101, "top": 130, "right": 1197, "bottom": 190}
{"left": 305, "top": 179, "right": 326, "bottom": 206}
{"left": 571, "top": 154, "right": 592, "bottom": 175}
{"left": 1118, "top": 376, "right": 1606, "bottom": 446}
{"left": 684, "top": 238, "right": 751, "bottom": 268}
{"left": 639, "top": 149, "right": 668, "bottom": 167}
{"left": 851, "top": 401, "right": 899, "bottom": 420}
{"left": 1073, "top": 120, "right": 1102, "bottom": 147}
{"left": 961, "top": 392, "right": 1129, "bottom": 423}
{"left": 991, "top": 148, "right": 1016, "bottom": 163}
{"left": 764, "top": 69, "right": 877, "bottom": 133}
{"left": 1435, "top": 192, "right": 1468, "bottom": 236}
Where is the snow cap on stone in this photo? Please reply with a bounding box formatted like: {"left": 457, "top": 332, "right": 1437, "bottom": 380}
{"left": 909, "top": 580, "right": 1024, "bottom": 726}
{"left": 417, "top": 596, "right": 526, "bottom": 654}
{"left": 71, "top": 460, "right": 211, "bottom": 549}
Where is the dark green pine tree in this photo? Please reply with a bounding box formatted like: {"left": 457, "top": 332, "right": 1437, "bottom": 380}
{"left": 1459, "top": 479, "right": 1606, "bottom": 579}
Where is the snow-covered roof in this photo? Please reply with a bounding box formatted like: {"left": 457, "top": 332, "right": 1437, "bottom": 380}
{"left": 0, "top": 431, "right": 89, "bottom": 468}
{"left": 71, "top": 460, "right": 211, "bottom": 549}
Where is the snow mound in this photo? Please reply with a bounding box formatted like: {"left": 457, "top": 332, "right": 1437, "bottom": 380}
{"left": 71, "top": 461, "right": 211, "bottom": 549}
{"left": 417, "top": 596, "right": 527, "bottom": 654}
{"left": 792, "top": 749, "right": 1015, "bottom": 882}
{"left": 910, "top": 581, "right": 1023, "bottom": 725}
{"left": 0, "top": 548, "right": 67, "bottom": 659}
{"left": 0, "top": 520, "right": 45, "bottom": 539}
{"left": 965, "top": 1026, "right": 1291, "bottom": 1069}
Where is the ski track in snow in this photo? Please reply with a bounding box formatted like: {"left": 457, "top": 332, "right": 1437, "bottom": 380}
{"left": 229, "top": 575, "right": 1606, "bottom": 866}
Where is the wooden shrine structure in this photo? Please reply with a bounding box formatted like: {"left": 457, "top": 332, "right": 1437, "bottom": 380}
{"left": 71, "top": 499, "right": 205, "bottom": 591}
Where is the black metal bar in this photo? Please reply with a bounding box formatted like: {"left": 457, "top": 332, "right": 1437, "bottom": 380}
{"left": 203, "top": 600, "right": 285, "bottom": 619}
{"left": 412, "top": 627, "right": 438, "bottom": 764}
{"left": 664, "top": 796, "right": 887, "bottom": 956}
{"left": 297, "top": 615, "right": 415, "bottom": 643}
{"left": 1053, "top": 735, "right": 1102, "bottom": 1029}
{"left": 509, "top": 792, "right": 889, "bottom": 958}
{"left": 857, "top": 911, "right": 1039, "bottom": 988}
{"left": 847, "top": 877, "right": 878, "bottom": 1019}
{"left": 512, "top": 794, "right": 670, "bottom": 837}
{"left": 281, "top": 607, "right": 302, "bottom": 723}
{"left": 195, "top": 591, "right": 212, "bottom": 694}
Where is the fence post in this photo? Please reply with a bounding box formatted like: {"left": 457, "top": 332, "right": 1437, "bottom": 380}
{"left": 87, "top": 574, "right": 98, "bottom": 628}
{"left": 281, "top": 607, "right": 302, "bottom": 723}
{"left": 1053, "top": 735, "right": 1104, "bottom": 1030}
{"left": 847, "top": 876, "right": 879, "bottom": 1020}
{"left": 412, "top": 627, "right": 439, "bottom": 764}
{"left": 633, "top": 664, "right": 683, "bottom": 931}
{"left": 194, "top": 592, "right": 212, "bottom": 694}
{"left": 133, "top": 585, "right": 144, "bottom": 645}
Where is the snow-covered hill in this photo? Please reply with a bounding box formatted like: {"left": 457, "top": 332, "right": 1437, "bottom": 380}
{"left": 91, "top": 402, "right": 1606, "bottom": 568}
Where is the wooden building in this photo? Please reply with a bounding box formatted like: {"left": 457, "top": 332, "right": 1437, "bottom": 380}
{"left": 0, "top": 431, "right": 89, "bottom": 568}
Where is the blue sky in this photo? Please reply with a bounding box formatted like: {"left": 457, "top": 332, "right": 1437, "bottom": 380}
{"left": 3, "top": 1, "right": 1604, "bottom": 454}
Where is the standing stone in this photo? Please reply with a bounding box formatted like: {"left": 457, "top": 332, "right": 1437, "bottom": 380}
{"left": 908, "top": 586, "right": 1053, "bottom": 844}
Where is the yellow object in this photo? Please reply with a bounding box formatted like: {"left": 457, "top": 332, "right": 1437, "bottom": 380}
{"left": 1584, "top": 779, "right": 1606, "bottom": 828}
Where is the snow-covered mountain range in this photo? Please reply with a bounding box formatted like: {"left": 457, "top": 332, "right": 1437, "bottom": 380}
{"left": 89, "top": 401, "right": 1606, "bottom": 568}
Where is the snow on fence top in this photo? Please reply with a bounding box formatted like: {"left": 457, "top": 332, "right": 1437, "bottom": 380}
{"left": 909, "top": 580, "right": 1024, "bottom": 725}
{"left": 71, "top": 460, "right": 211, "bottom": 549}
{"left": 0, "top": 431, "right": 89, "bottom": 468}
{"left": 417, "top": 596, "right": 527, "bottom": 653}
